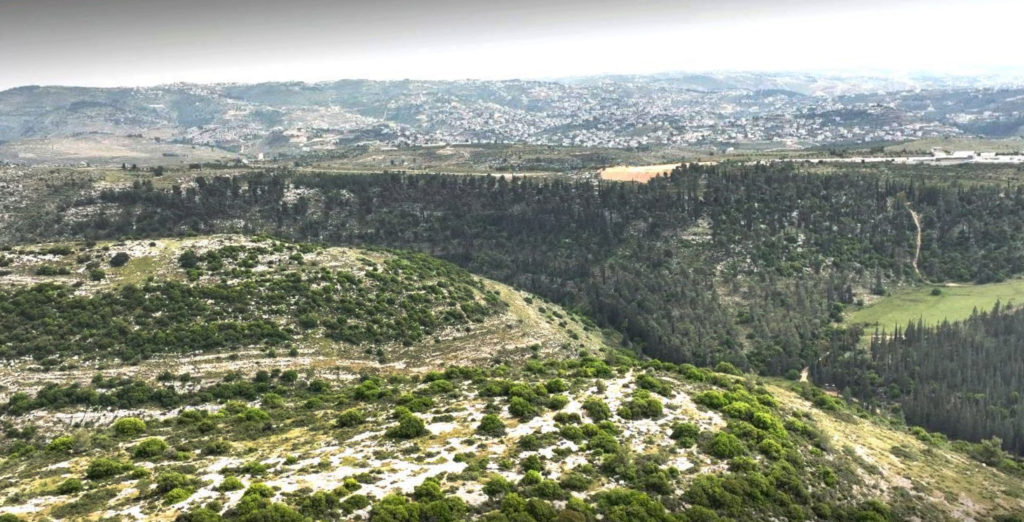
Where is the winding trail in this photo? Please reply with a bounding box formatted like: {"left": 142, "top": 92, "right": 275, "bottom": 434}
{"left": 907, "top": 203, "right": 923, "bottom": 278}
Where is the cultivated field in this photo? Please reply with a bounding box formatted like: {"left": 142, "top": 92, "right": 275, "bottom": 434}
{"left": 884, "top": 137, "right": 1024, "bottom": 155}
{"left": 599, "top": 164, "right": 679, "bottom": 182}
{"left": 849, "top": 279, "right": 1024, "bottom": 331}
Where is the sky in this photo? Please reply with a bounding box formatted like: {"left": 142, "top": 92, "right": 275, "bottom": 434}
{"left": 0, "top": 0, "right": 1022, "bottom": 89}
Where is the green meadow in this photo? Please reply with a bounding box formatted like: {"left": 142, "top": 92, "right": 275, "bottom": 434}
{"left": 850, "top": 279, "right": 1024, "bottom": 331}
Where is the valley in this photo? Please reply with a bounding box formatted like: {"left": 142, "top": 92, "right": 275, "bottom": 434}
{"left": 5, "top": 75, "right": 1024, "bottom": 522}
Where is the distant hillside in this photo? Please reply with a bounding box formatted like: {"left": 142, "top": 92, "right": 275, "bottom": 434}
{"left": 2, "top": 74, "right": 1024, "bottom": 162}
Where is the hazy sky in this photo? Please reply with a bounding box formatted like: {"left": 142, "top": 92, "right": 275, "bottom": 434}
{"left": 0, "top": 0, "right": 1021, "bottom": 88}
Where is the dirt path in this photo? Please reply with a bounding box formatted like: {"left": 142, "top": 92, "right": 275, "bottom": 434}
{"left": 907, "top": 203, "right": 923, "bottom": 278}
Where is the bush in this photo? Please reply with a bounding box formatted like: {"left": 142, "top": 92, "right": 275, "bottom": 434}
{"left": 370, "top": 494, "right": 422, "bottom": 521}
{"left": 559, "top": 472, "right": 593, "bottom": 491}
{"left": 477, "top": 414, "right": 506, "bottom": 437}
{"left": 427, "top": 379, "right": 455, "bottom": 394}
{"left": 261, "top": 393, "right": 285, "bottom": 409}
{"left": 714, "top": 362, "right": 741, "bottom": 375}
{"left": 336, "top": 408, "right": 366, "bottom": 428}
{"left": 669, "top": 422, "right": 700, "bottom": 447}
{"left": 582, "top": 398, "right": 611, "bottom": 421}
{"left": 203, "top": 439, "right": 233, "bottom": 456}
{"left": 218, "top": 476, "right": 245, "bottom": 492}
{"left": 706, "top": 432, "right": 746, "bottom": 459}
{"left": 547, "top": 395, "right": 569, "bottom": 410}
{"left": 165, "top": 487, "right": 193, "bottom": 504}
{"left": 386, "top": 411, "right": 428, "bottom": 439}
{"left": 483, "top": 475, "right": 513, "bottom": 497}
{"left": 178, "top": 250, "right": 200, "bottom": 269}
{"left": 47, "top": 435, "right": 75, "bottom": 453}
{"left": 85, "top": 457, "right": 129, "bottom": 479}
{"left": 109, "top": 252, "right": 130, "bottom": 267}
{"left": 508, "top": 397, "right": 538, "bottom": 420}
{"left": 757, "top": 438, "right": 784, "bottom": 459}
{"left": 89, "top": 268, "right": 106, "bottom": 281}
{"left": 341, "top": 494, "right": 370, "bottom": 514}
{"left": 155, "top": 471, "right": 200, "bottom": 494}
{"left": 694, "top": 391, "right": 730, "bottom": 410}
{"left": 617, "top": 392, "right": 663, "bottom": 420}
{"left": 113, "top": 417, "right": 147, "bottom": 437}
{"left": 55, "top": 478, "right": 84, "bottom": 495}
{"left": 587, "top": 432, "right": 620, "bottom": 454}
{"left": 636, "top": 374, "right": 672, "bottom": 396}
{"left": 545, "top": 378, "right": 568, "bottom": 393}
{"left": 132, "top": 437, "right": 169, "bottom": 459}
{"left": 413, "top": 478, "right": 444, "bottom": 502}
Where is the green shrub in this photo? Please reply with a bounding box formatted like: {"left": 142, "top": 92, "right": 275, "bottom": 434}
{"left": 521, "top": 455, "right": 544, "bottom": 473}
{"left": 132, "top": 437, "right": 169, "bottom": 459}
{"left": 587, "top": 432, "right": 620, "bottom": 454}
{"left": 617, "top": 391, "right": 663, "bottom": 420}
{"left": 508, "top": 396, "right": 538, "bottom": 420}
{"left": 582, "top": 398, "right": 611, "bottom": 421}
{"left": 714, "top": 362, "right": 741, "bottom": 375}
{"left": 559, "top": 472, "right": 593, "bottom": 491}
{"left": 427, "top": 379, "right": 455, "bottom": 394}
{"left": 164, "top": 487, "right": 193, "bottom": 504}
{"left": 85, "top": 457, "right": 130, "bottom": 479}
{"left": 545, "top": 379, "right": 568, "bottom": 393}
{"left": 636, "top": 374, "right": 673, "bottom": 396}
{"left": 113, "top": 417, "right": 147, "bottom": 437}
{"left": 477, "top": 414, "right": 506, "bottom": 437}
{"left": 547, "top": 395, "right": 569, "bottom": 410}
{"left": 757, "top": 438, "right": 784, "bottom": 459}
{"left": 336, "top": 408, "right": 366, "bottom": 428}
{"left": 261, "top": 393, "right": 285, "bottom": 409}
{"left": 670, "top": 422, "right": 699, "bottom": 441}
{"left": 706, "top": 432, "right": 746, "bottom": 459}
{"left": 109, "top": 252, "right": 130, "bottom": 267}
{"left": 155, "top": 471, "right": 201, "bottom": 495}
{"left": 218, "top": 476, "right": 245, "bottom": 492}
{"left": 47, "top": 435, "right": 75, "bottom": 453}
{"left": 386, "top": 411, "right": 428, "bottom": 439}
{"left": 55, "top": 478, "right": 84, "bottom": 495}
{"left": 203, "top": 439, "right": 233, "bottom": 456}
{"left": 178, "top": 250, "right": 200, "bottom": 269}
{"left": 370, "top": 494, "right": 423, "bottom": 522}
{"left": 694, "top": 391, "right": 730, "bottom": 410}
{"left": 484, "top": 475, "right": 513, "bottom": 497}
{"left": 341, "top": 494, "right": 370, "bottom": 513}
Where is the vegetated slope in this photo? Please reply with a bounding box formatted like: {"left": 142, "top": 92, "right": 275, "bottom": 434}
{"left": 1, "top": 354, "right": 1022, "bottom": 521}
{"left": 818, "top": 302, "right": 1024, "bottom": 455}
{"left": 0, "top": 236, "right": 597, "bottom": 377}
{"left": 11, "top": 163, "right": 1024, "bottom": 465}
{"left": 25, "top": 164, "right": 1024, "bottom": 373}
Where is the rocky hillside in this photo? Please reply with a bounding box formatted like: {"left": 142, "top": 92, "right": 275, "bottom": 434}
{"left": 0, "top": 236, "right": 1023, "bottom": 521}
{"left": 0, "top": 236, "right": 597, "bottom": 393}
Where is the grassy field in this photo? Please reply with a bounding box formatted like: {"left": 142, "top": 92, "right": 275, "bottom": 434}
{"left": 884, "top": 137, "right": 1024, "bottom": 155}
{"left": 849, "top": 279, "right": 1024, "bottom": 331}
